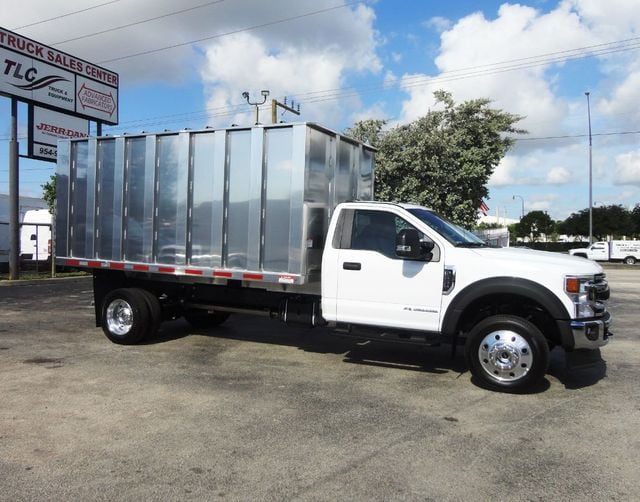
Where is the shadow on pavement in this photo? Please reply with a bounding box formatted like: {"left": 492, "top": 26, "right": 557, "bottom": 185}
{"left": 145, "top": 316, "right": 607, "bottom": 392}
{"left": 146, "top": 316, "right": 469, "bottom": 378}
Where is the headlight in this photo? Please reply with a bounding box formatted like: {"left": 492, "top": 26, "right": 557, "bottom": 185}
{"left": 565, "top": 275, "right": 596, "bottom": 319}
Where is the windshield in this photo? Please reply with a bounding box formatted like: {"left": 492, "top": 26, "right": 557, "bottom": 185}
{"left": 407, "top": 208, "right": 487, "bottom": 247}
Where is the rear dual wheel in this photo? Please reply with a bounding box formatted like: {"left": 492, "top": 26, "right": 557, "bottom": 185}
{"left": 465, "top": 315, "right": 549, "bottom": 392}
{"left": 101, "top": 288, "right": 162, "bottom": 344}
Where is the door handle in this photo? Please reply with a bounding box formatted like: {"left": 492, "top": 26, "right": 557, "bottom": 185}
{"left": 343, "top": 262, "right": 361, "bottom": 270}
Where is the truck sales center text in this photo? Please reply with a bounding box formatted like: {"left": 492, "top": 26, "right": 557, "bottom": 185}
{"left": 0, "top": 31, "right": 118, "bottom": 86}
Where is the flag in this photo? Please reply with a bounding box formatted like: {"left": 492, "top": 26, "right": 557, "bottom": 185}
{"left": 479, "top": 200, "right": 490, "bottom": 216}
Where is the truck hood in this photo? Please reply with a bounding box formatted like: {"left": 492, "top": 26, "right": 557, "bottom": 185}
{"left": 465, "top": 246, "right": 603, "bottom": 275}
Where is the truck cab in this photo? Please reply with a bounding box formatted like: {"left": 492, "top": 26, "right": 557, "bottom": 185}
{"left": 323, "top": 202, "right": 611, "bottom": 390}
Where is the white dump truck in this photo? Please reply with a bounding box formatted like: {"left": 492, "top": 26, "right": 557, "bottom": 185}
{"left": 569, "top": 240, "right": 640, "bottom": 265}
{"left": 55, "top": 123, "right": 612, "bottom": 391}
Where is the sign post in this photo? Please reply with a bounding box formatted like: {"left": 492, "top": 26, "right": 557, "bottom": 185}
{"left": 9, "top": 98, "right": 18, "bottom": 280}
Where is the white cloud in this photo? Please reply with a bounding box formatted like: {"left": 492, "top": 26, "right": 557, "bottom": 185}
{"left": 546, "top": 166, "right": 572, "bottom": 184}
{"left": 349, "top": 102, "right": 387, "bottom": 125}
{"left": 398, "top": 3, "right": 595, "bottom": 134}
{"left": 399, "top": 0, "right": 640, "bottom": 219}
{"left": 527, "top": 194, "right": 558, "bottom": 212}
{"left": 489, "top": 156, "right": 519, "bottom": 187}
{"left": 614, "top": 150, "right": 640, "bottom": 185}
{"left": 5, "top": 0, "right": 381, "bottom": 91}
{"left": 598, "top": 71, "right": 640, "bottom": 128}
{"left": 199, "top": 1, "right": 381, "bottom": 126}
{"left": 424, "top": 16, "right": 452, "bottom": 33}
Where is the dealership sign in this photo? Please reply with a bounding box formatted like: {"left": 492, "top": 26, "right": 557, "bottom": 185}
{"left": 28, "top": 105, "right": 89, "bottom": 162}
{"left": 0, "top": 26, "right": 118, "bottom": 124}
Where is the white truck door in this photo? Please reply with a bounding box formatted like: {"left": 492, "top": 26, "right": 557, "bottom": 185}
{"left": 588, "top": 242, "right": 609, "bottom": 261}
{"left": 334, "top": 209, "right": 444, "bottom": 332}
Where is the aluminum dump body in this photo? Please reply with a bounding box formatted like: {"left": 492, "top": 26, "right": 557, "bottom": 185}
{"left": 56, "top": 122, "right": 374, "bottom": 287}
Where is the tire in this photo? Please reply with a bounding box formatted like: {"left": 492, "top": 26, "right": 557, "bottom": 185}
{"left": 624, "top": 256, "right": 637, "bottom": 265}
{"left": 465, "top": 315, "right": 550, "bottom": 392}
{"left": 183, "top": 309, "right": 230, "bottom": 329}
{"left": 132, "top": 288, "right": 162, "bottom": 340}
{"left": 101, "top": 288, "right": 150, "bottom": 344}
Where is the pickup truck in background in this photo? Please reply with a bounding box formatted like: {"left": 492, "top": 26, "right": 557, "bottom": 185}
{"left": 55, "top": 122, "right": 612, "bottom": 392}
{"left": 569, "top": 240, "right": 640, "bottom": 265}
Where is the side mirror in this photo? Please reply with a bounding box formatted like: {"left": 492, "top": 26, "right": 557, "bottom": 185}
{"left": 396, "top": 229, "right": 422, "bottom": 259}
{"left": 420, "top": 240, "right": 435, "bottom": 253}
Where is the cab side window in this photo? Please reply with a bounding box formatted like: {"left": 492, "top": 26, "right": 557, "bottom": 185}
{"left": 349, "top": 209, "right": 439, "bottom": 261}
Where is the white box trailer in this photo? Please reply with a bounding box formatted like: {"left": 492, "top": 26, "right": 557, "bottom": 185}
{"left": 0, "top": 194, "right": 49, "bottom": 271}
{"left": 20, "top": 209, "right": 52, "bottom": 263}
{"left": 56, "top": 122, "right": 612, "bottom": 392}
{"left": 569, "top": 240, "right": 640, "bottom": 265}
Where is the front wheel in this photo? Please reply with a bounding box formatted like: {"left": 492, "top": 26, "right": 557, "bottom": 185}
{"left": 465, "top": 315, "right": 550, "bottom": 392}
{"left": 624, "top": 256, "right": 637, "bottom": 265}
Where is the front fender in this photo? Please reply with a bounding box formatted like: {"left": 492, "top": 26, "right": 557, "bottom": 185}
{"left": 440, "top": 276, "right": 574, "bottom": 348}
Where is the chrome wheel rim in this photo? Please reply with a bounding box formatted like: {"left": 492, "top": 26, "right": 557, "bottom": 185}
{"left": 478, "top": 329, "right": 532, "bottom": 382}
{"left": 106, "top": 299, "right": 133, "bottom": 336}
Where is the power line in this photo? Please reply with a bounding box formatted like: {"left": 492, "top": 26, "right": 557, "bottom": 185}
{"left": 511, "top": 130, "right": 640, "bottom": 142}
{"left": 3, "top": 21, "right": 640, "bottom": 138}
{"left": 105, "top": 35, "right": 640, "bottom": 131}
{"left": 98, "top": 1, "right": 362, "bottom": 64}
{"left": 11, "top": 0, "right": 121, "bottom": 30}
{"left": 51, "top": 0, "right": 226, "bottom": 46}
{"left": 11, "top": 2, "right": 640, "bottom": 130}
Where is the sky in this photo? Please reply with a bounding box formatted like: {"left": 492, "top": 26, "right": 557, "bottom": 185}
{"left": 1, "top": 0, "right": 640, "bottom": 221}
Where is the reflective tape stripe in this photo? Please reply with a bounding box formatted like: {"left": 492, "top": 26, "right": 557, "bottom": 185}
{"left": 58, "top": 258, "right": 297, "bottom": 284}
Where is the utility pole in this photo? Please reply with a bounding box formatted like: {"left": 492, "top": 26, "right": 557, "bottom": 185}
{"left": 242, "top": 90, "right": 270, "bottom": 124}
{"left": 271, "top": 97, "right": 300, "bottom": 124}
{"left": 585, "top": 91, "right": 593, "bottom": 244}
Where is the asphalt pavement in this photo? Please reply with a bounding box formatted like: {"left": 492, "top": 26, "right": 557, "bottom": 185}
{"left": 0, "top": 266, "right": 638, "bottom": 501}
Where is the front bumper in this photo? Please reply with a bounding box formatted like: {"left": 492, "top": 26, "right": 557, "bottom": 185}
{"left": 570, "top": 311, "right": 612, "bottom": 349}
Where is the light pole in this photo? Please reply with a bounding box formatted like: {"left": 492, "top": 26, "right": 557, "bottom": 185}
{"left": 512, "top": 194, "right": 524, "bottom": 219}
{"left": 585, "top": 91, "right": 593, "bottom": 244}
{"left": 242, "top": 90, "right": 270, "bottom": 124}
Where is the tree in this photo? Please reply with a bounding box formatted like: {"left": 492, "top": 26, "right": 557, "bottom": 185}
{"left": 41, "top": 175, "right": 56, "bottom": 214}
{"left": 562, "top": 205, "right": 633, "bottom": 240}
{"left": 345, "top": 91, "right": 524, "bottom": 228}
{"left": 515, "top": 211, "right": 554, "bottom": 242}
{"left": 632, "top": 204, "right": 640, "bottom": 237}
